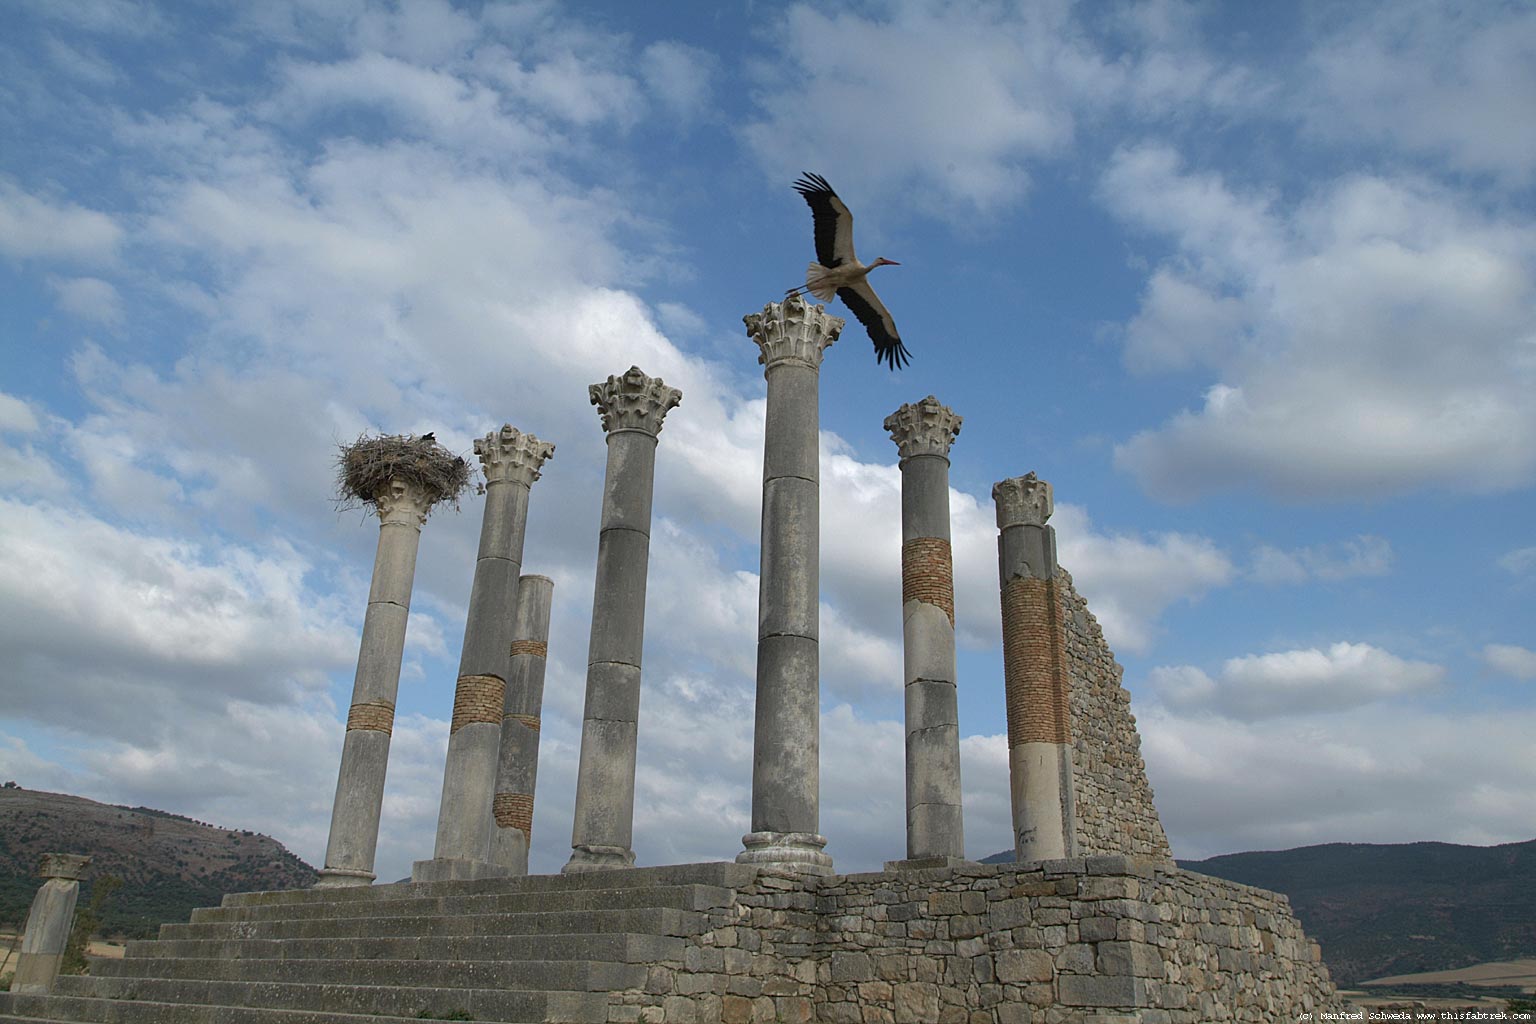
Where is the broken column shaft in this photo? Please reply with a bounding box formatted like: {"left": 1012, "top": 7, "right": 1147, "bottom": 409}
{"left": 565, "top": 366, "right": 681, "bottom": 873}
{"left": 993, "top": 472, "right": 1077, "bottom": 862}
{"left": 737, "top": 294, "right": 841, "bottom": 876}
{"left": 317, "top": 478, "right": 434, "bottom": 887}
{"left": 418, "top": 425, "right": 554, "bottom": 882}
{"left": 11, "top": 853, "right": 90, "bottom": 995}
{"left": 886, "top": 396, "right": 966, "bottom": 862}
{"left": 490, "top": 573, "right": 555, "bottom": 874}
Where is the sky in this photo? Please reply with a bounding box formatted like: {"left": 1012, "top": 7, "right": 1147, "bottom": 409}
{"left": 1, "top": 0, "right": 1533, "bottom": 885}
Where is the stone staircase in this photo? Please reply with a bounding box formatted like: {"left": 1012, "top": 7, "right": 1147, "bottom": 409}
{"left": 0, "top": 863, "right": 752, "bottom": 1024}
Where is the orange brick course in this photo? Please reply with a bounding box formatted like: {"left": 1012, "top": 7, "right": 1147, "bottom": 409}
{"left": 450, "top": 673, "right": 505, "bottom": 733}
{"left": 503, "top": 712, "right": 540, "bottom": 732}
{"left": 493, "top": 791, "right": 534, "bottom": 835}
{"left": 902, "top": 537, "right": 955, "bottom": 625}
{"left": 1000, "top": 576, "right": 1071, "bottom": 745}
{"left": 509, "top": 640, "right": 548, "bottom": 658}
{"left": 345, "top": 700, "right": 395, "bottom": 735}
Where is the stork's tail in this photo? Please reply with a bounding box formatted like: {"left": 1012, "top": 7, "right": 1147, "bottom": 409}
{"left": 803, "top": 263, "right": 838, "bottom": 302}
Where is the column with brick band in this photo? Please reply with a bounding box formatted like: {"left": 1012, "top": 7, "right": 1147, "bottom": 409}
{"left": 490, "top": 573, "right": 554, "bottom": 874}
{"left": 564, "top": 367, "right": 682, "bottom": 873}
{"left": 416, "top": 425, "right": 554, "bottom": 882}
{"left": 993, "top": 472, "right": 1077, "bottom": 862}
{"left": 736, "top": 294, "right": 841, "bottom": 876}
{"left": 318, "top": 478, "right": 435, "bottom": 887}
{"left": 11, "top": 853, "right": 90, "bottom": 994}
{"left": 885, "top": 396, "right": 966, "bottom": 862}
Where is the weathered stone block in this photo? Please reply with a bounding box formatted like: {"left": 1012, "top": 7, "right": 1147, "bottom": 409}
{"left": 1078, "top": 916, "right": 1118, "bottom": 941}
{"left": 996, "top": 949, "right": 1054, "bottom": 983}
{"left": 831, "top": 952, "right": 874, "bottom": 983}
{"left": 721, "top": 993, "right": 754, "bottom": 1024}
{"left": 1096, "top": 941, "right": 1162, "bottom": 977}
{"left": 893, "top": 982, "right": 940, "bottom": 1024}
{"left": 1058, "top": 974, "right": 1148, "bottom": 1007}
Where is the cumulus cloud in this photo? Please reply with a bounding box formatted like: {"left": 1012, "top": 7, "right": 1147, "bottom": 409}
{"left": 1482, "top": 644, "right": 1536, "bottom": 681}
{"left": 50, "top": 275, "right": 124, "bottom": 325}
{"left": 1249, "top": 534, "right": 1393, "bottom": 584}
{"left": 1150, "top": 641, "right": 1444, "bottom": 720}
{"left": 0, "top": 180, "right": 124, "bottom": 263}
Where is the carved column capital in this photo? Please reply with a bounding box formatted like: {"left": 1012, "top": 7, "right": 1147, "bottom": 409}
{"left": 589, "top": 367, "right": 682, "bottom": 437}
{"left": 37, "top": 854, "right": 90, "bottom": 880}
{"left": 744, "top": 293, "right": 842, "bottom": 372}
{"left": 885, "top": 396, "right": 963, "bottom": 461}
{"left": 374, "top": 478, "right": 434, "bottom": 527}
{"left": 993, "top": 472, "right": 1053, "bottom": 529}
{"left": 476, "top": 425, "right": 556, "bottom": 487}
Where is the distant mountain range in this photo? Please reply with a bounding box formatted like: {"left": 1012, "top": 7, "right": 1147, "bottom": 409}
{"left": 986, "top": 838, "right": 1536, "bottom": 986}
{"left": 1, "top": 785, "right": 317, "bottom": 938}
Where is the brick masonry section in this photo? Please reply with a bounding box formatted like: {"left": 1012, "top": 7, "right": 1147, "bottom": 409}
{"left": 1001, "top": 576, "right": 1071, "bottom": 746}
{"left": 902, "top": 537, "right": 956, "bottom": 625}
{"left": 492, "top": 791, "right": 534, "bottom": 834}
{"left": 344, "top": 700, "right": 395, "bottom": 735}
{"left": 449, "top": 673, "right": 505, "bottom": 734}
{"left": 503, "top": 712, "right": 540, "bottom": 732}
{"left": 509, "top": 639, "right": 548, "bottom": 658}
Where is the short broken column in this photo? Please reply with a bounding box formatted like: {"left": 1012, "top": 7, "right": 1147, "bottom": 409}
{"left": 885, "top": 396, "right": 966, "bottom": 862}
{"left": 417, "top": 425, "right": 554, "bottom": 883}
{"left": 11, "top": 853, "right": 91, "bottom": 995}
{"left": 490, "top": 573, "right": 555, "bottom": 874}
{"left": 565, "top": 366, "right": 682, "bottom": 873}
{"left": 737, "top": 294, "right": 841, "bottom": 876}
{"left": 319, "top": 447, "right": 450, "bottom": 888}
{"left": 993, "top": 472, "right": 1078, "bottom": 862}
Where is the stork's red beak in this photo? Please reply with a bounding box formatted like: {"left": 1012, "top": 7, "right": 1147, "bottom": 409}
{"left": 877, "top": 258, "right": 900, "bottom": 266}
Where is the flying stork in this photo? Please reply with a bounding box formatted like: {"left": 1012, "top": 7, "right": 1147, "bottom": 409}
{"left": 787, "top": 172, "right": 911, "bottom": 370}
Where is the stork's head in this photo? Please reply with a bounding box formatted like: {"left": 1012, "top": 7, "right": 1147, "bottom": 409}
{"left": 872, "top": 257, "right": 900, "bottom": 268}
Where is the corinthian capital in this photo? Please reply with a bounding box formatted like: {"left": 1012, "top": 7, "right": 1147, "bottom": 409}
{"left": 744, "top": 292, "right": 842, "bottom": 372}
{"left": 993, "top": 472, "right": 1053, "bottom": 529}
{"left": 588, "top": 366, "right": 683, "bottom": 437}
{"left": 375, "top": 478, "right": 434, "bottom": 527}
{"left": 884, "top": 395, "right": 963, "bottom": 461}
{"left": 476, "top": 425, "right": 556, "bottom": 487}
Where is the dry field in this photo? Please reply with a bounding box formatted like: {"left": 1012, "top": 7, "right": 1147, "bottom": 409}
{"left": 0, "top": 932, "right": 126, "bottom": 976}
{"left": 1365, "top": 958, "right": 1536, "bottom": 993}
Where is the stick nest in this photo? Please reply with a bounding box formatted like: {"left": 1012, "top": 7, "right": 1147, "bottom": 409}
{"left": 335, "top": 433, "right": 476, "bottom": 516}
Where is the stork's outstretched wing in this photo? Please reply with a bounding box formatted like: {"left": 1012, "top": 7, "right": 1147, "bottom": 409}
{"left": 793, "top": 172, "right": 856, "bottom": 269}
{"left": 837, "top": 282, "right": 910, "bottom": 371}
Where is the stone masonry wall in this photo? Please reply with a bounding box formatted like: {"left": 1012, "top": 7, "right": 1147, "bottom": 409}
{"left": 614, "top": 859, "right": 1343, "bottom": 1024}
{"left": 1057, "top": 569, "right": 1171, "bottom": 861}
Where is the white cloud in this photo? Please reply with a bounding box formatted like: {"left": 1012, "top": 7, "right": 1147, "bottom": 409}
{"left": 639, "top": 41, "right": 715, "bottom": 121}
{"left": 1151, "top": 641, "right": 1444, "bottom": 720}
{"left": 0, "top": 180, "right": 124, "bottom": 263}
{"left": 1482, "top": 644, "right": 1536, "bottom": 681}
{"left": 50, "top": 275, "right": 124, "bottom": 325}
{"left": 0, "top": 394, "right": 42, "bottom": 434}
{"left": 1249, "top": 535, "right": 1393, "bottom": 584}
{"left": 1498, "top": 546, "right": 1536, "bottom": 576}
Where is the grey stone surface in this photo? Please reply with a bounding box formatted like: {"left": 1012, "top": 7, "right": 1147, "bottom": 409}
{"left": 11, "top": 855, "right": 90, "bottom": 995}
{"left": 429, "top": 424, "right": 552, "bottom": 873}
{"left": 568, "top": 369, "right": 680, "bottom": 875}
{"left": 492, "top": 573, "right": 554, "bottom": 874}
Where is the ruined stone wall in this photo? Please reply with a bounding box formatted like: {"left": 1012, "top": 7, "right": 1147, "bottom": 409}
{"left": 1057, "top": 569, "right": 1172, "bottom": 861}
{"left": 615, "top": 859, "right": 1342, "bottom": 1024}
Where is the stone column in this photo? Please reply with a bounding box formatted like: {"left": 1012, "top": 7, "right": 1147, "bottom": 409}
{"left": 416, "top": 426, "right": 554, "bottom": 883}
{"left": 11, "top": 853, "right": 90, "bottom": 995}
{"left": 993, "top": 472, "right": 1077, "bottom": 862}
{"left": 565, "top": 366, "right": 682, "bottom": 873}
{"left": 885, "top": 396, "right": 966, "bottom": 862}
{"left": 737, "top": 294, "right": 841, "bottom": 876}
{"left": 317, "top": 478, "right": 434, "bottom": 888}
{"left": 490, "top": 573, "right": 555, "bottom": 874}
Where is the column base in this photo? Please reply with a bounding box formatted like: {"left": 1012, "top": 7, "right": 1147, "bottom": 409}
{"left": 411, "top": 857, "right": 512, "bottom": 883}
{"left": 314, "top": 866, "right": 376, "bottom": 888}
{"left": 562, "top": 844, "right": 636, "bottom": 874}
{"left": 735, "top": 831, "right": 834, "bottom": 876}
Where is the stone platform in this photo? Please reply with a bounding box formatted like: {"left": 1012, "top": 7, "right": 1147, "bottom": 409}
{"left": 0, "top": 858, "right": 1342, "bottom": 1024}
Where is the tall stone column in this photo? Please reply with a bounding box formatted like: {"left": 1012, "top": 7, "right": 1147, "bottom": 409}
{"left": 885, "top": 396, "right": 966, "bottom": 862}
{"left": 737, "top": 294, "right": 841, "bottom": 876}
{"left": 993, "top": 472, "right": 1077, "bottom": 862}
{"left": 490, "top": 573, "right": 555, "bottom": 874}
{"left": 11, "top": 853, "right": 90, "bottom": 995}
{"left": 318, "top": 477, "right": 434, "bottom": 888}
{"left": 416, "top": 426, "right": 554, "bottom": 883}
{"left": 565, "top": 366, "right": 682, "bottom": 873}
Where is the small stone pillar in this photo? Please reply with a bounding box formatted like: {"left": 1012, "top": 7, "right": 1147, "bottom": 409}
{"left": 885, "top": 396, "right": 966, "bottom": 862}
{"left": 417, "top": 425, "right": 554, "bottom": 883}
{"left": 11, "top": 853, "right": 90, "bottom": 995}
{"left": 993, "top": 472, "right": 1077, "bottom": 862}
{"left": 318, "top": 477, "right": 436, "bottom": 887}
{"left": 737, "top": 294, "right": 841, "bottom": 876}
{"left": 565, "top": 366, "right": 682, "bottom": 873}
{"left": 490, "top": 573, "right": 555, "bottom": 874}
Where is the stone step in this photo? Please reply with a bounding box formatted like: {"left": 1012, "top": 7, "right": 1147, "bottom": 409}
{"left": 186, "top": 882, "right": 732, "bottom": 927}
{"left": 84, "top": 954, "right": 649, "bottom": 991}
{"left": 0, "top": 990, "right": 605, "bottom": 1023}
{"left": 221, "top": 861, "right": 755, "bottom": 911}
{"left": 105, "top": 932, "right": 683, "bottom": 973}
{"left": 48, "top": 975, "right": 611, "bottom": 1022}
